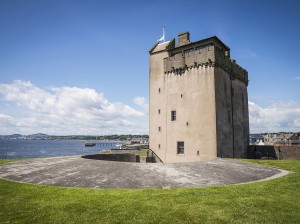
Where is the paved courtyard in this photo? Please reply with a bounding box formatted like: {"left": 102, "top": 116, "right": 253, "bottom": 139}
{"left": 0, "top": 156, "right": 288, "bottom": 189}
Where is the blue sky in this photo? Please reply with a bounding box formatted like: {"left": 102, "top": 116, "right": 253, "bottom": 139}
{"left": 0, "top": 0, "right": 299, "bottom": 135}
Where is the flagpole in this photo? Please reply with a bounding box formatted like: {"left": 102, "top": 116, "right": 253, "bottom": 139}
{"left": 157, "top": 26, "right": 166, "bottom": 43}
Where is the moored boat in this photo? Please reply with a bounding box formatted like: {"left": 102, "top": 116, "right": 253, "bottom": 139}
{"left": 85, "top": 142, "right": 96, "bottom": 147}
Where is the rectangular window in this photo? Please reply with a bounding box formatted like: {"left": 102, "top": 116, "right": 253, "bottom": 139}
{"left": 171, "top": 111, "right": 176, "bottom": 121}
{"left": 158, "top": 109, "right": 161, "bottom": 114}
{"left": 158, "top": 127, "right": 161, "bottom": 132}
{"left": 177, "top": 141, "right": 184, "bottom": 154}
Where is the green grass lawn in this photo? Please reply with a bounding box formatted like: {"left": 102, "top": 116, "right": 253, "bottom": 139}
{"left": 0, "top": 159, "right": 18, "bottom": 165}
{"left": 0, "top": 159, "right": 299, "bottom": 224}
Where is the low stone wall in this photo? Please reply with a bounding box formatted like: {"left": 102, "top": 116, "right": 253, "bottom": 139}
{"left": 82, "top": 153, "right": 140, "bottom": 162}
{"left": 275, "top": 146, "right": 300, "bottom": 160}
{"left": 247, "top": 145, "right": 277, "bottom": 159}
{"left": 247, "top": 145, "right": 300, "bottom": 160}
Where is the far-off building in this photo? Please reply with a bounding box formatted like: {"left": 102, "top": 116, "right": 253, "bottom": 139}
{"left": 149, "top": 32, "right": 249, "bottom": 163}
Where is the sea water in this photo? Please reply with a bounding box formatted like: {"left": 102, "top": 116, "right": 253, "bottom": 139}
{"left": 0, "top": 139, "right": 119, "bottom": 159}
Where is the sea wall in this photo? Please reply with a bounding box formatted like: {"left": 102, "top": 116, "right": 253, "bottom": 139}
{"left": 82, "top": 153, "right": 140, "bottom": 162}
{"left": 247, "top": 145, "right": 300, "bottom": 160}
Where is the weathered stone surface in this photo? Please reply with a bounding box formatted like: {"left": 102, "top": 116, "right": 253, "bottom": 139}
{"left": 0, "top": 156, "right": 287, "bottom": 189}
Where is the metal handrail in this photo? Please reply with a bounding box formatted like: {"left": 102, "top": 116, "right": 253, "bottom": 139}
{"left": 147, "top": 148, "right": 164, "bottom": 163}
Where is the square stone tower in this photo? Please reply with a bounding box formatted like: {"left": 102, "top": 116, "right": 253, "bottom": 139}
{"left": 149, "top": 32, "right": 249, "bottom": 163}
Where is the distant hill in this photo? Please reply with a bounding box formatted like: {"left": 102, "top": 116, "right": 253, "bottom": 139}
{"left": 0, "top": 134, "right": 149, "bottom": 141}
{"left": 28, "top": 133, "right": 49, "bottom": 138}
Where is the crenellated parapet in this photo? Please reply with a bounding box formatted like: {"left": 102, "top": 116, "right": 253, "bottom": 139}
{"left": 163, "top": 43, "right": 215, "bottom": 74}
{"left": 215, "top": 45, "right": 248, "bottom": 86}
{"left": 162, "top": 37, "right": 248, "bottom": 86}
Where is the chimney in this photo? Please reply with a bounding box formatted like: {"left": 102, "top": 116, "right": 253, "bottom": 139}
{"left": 177, "top": 32, "right": 191, "bottom": 46}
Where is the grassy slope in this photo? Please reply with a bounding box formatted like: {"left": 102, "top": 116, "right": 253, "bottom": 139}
{"left": 0, "top": 159, "right": 17, "bottom": 165}
{"left": 0, "top": 159, "right": 299, "bottom": 224}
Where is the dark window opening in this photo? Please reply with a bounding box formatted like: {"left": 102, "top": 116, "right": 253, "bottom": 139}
{"left": 171, "top": 111, "right": 176, "bottom": 121}
{"left": 197, "top": 151, "right": 199, "bottom": 156}
{"left": 186, "top": 122, "right": 189, "bottom": 126}
{"left": 177, "top": 142, "right": 184, "bottom": 154}
{"left": 158, "top": 109, "right": 161, "bottom": 114}
{"left": 158, "top": 144, "right": 161, "bottom": 149}
{"left": 158, "top": 127, "right": 161, "bottom": 132}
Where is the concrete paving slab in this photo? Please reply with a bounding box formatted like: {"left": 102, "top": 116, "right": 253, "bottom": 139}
{"left": 0, "top": 156, "right": 288, "bottom": 189}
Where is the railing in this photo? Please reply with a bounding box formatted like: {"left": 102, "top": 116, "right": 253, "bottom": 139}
{"left": 147, "top": 148, "right": 164, "bottom": 163}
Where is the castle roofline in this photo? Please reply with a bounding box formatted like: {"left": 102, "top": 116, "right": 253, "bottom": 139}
{"left": 174, "top": 35, "right": 230, "bottom": 51}
{"left": 149, "top": 32, "right": 230, "bottom": 55}
{"left": 158, "top": 32, "right": 248, "bottom": 86}
{"left": 149, "top": 39, "right": 175, "bottom": 54}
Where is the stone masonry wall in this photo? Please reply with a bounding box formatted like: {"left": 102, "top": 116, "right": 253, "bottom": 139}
{"left": 163, "top": 44, "right": 248, "bottom": 86}
{"left": 82, "top": 153, "right": 140, "bottom": 162}
{"left": 247, "top": 145, "right": 300, "bottom": 160}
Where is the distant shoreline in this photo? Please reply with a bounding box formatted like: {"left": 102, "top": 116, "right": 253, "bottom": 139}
{"left": 0, "top": 134, "right": 149, "bottom": 141}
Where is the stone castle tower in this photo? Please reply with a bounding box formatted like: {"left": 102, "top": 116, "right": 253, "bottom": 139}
{"left": 149, "top": 32, "right": 249, "bottom": 163}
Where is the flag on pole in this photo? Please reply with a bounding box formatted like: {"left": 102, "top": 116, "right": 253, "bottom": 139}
{"left": 157, "top": 33, "right": 164, "bottom": 42}
{"left": 157, "top": 26, "right": 166, "bottom": 43}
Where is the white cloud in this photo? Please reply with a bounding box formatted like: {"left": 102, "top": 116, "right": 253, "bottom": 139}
{"left": 133, "top": 96, "right": 149, "bottom": 111}
{"left": 0, "top": 114, "right": 15, "bottom": 133}
{"left": 249, "top": 100, "right": 300, "bottom": 133}
{"left": 0, "top": 80, "right": 148, "bottom": 135}
{"left": 1, "top": 80, "right": 298, "bottom": 135}
{"left": 293, "top": 77, "right": 300, "bottom": 80}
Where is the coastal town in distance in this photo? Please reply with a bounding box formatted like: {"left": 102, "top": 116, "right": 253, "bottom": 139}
{"left": 1, "top": 132, "right": 299, "bottom": 146}
{"left": 0, "top": 133, "right": 149, "bottom": 142}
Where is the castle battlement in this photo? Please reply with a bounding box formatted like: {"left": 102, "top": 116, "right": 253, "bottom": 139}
{"left": 162, "top": 34, "right": 248, "bottom": 86}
